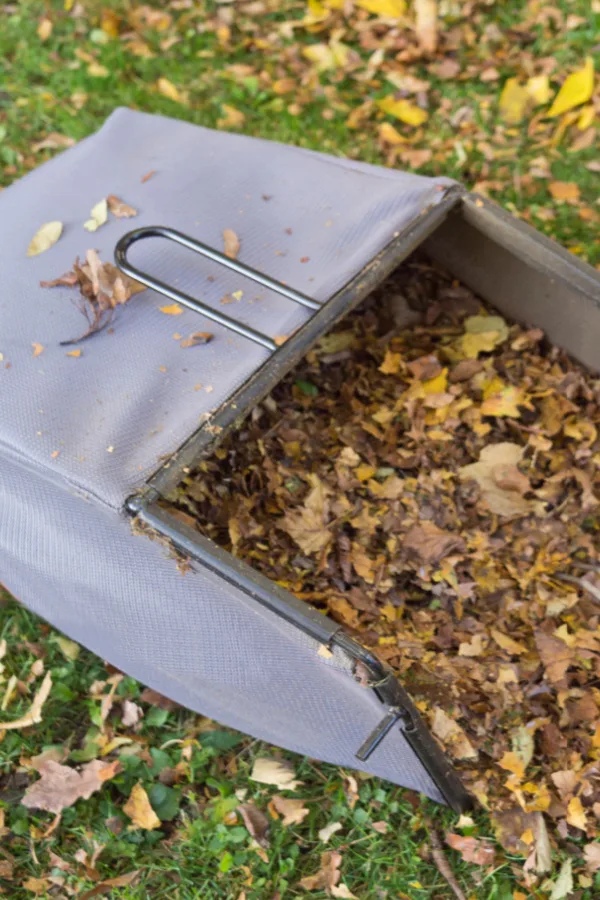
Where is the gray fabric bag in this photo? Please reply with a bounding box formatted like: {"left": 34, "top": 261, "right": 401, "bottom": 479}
{"left": 0, "top": 108, "right": 468, "bottom": 809}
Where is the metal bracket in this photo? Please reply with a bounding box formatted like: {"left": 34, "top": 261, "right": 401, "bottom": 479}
{"left": 115, "top": 226, "right": 322, "bottom": 352}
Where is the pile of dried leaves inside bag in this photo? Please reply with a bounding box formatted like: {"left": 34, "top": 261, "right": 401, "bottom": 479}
{"left": 165, "top": 256, "right": 600, "bottom": 865}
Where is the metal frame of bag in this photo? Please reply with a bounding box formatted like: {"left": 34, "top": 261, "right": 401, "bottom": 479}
{"left": 115, "top": 186, "right": 600, "bottom": 815}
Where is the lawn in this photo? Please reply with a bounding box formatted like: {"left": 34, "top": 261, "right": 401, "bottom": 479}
{"left": 0, "top": 1, "right": 599, "bottom": 897}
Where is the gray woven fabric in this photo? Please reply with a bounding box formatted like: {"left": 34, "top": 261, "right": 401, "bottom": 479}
{"left": 0, "top": 108, "right": 451, "bottom": 509}
{"left": 0, "top": 453, "right": 442, "bottom": 801}
{"left": 0, "top": 110, "right": 456, "bottom": 802}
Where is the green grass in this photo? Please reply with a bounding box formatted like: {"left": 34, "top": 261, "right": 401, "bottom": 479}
{"left": 0, "top": 1, "right": 599, "bottom": 896}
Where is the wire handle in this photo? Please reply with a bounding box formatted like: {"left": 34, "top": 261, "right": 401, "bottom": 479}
{"left": 115, "top": 226, "right": 321, "bottom": 351}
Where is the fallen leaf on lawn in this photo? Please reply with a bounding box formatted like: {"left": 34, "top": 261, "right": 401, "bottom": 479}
{"left": 84, "top": 199, "right": 108, "bottom": 232}
{"left": 218, "top": 104, "right": 246, "bottom": 129}
{"left": 156, "top": 77, "right": 188, "bottom": 105}
{"left": 0, "top": 671, "right": 52, "bottom": 730}
{"left": 78, "top": 871, "right": 140, "bottom": 900}
{"left": 180, "top": 331, "right": 213, "bottom": 348}
{"left": 37, "top": 18, "right": 52, "bottom": 40}
{"left": 414, "top": 0, "right": 437, "bottom": 54}
{"left": 31, "top": 342, "right": 44, "bottom": 358}
{"left": 445, "top": 833, "right": 495, "bottom": 866}
{"left": 459, "top": 443, "right": 534, "bottom": 517}
{"left": 318, "top": 821, "right": 343, "bottom": 842}
{"left": 271, "top": 795, "right": 310, "bottom": 826}
{"left": 548, "top": 858, "right": 573, "bottom": 900}
{"left": 107, "top": 195, "right": 137, "bottom": 218}
{"left": 549, "top": 181, "right": 580, "bottom": 202}
{"left": 499, "top": 78, "right": 531, "bottom": 124}
{"left": 123, "top": 782, "right": 161, "bottom": 830}
{"left": 223, "top": 228, "right": 241, "bottom": 260}
{"left": 566, "top": 795, "right": 587, "bottom": 830}
{"left": 526, "top": 74, "right": 551, "bottom": 106}
{"left": 22, "top": 877, "right": 51, "bottom": 895}
{"left": 548, "top": 57, "right": 594, "bottom": 117}
{"left": 377, "top": 96, "right": 428, "bottom": 126}
{"left": 356, "top": 0, "right": 406, "bottom": 16}
{"left": 299, "top": 850, "right": 355, "bottom": 896}
{"left": 371, "top": 820, "right": 388, "bottom": 834}
{"left": 139, "top": 687, "right": 180, "bottom": 710}
{"left": 282, "top": 474, "right": 332, "bottom": 555}
{"left": 31, "top": 133, "right": 75, "bottom": 152}
{"left": 27, "top": 221, "right": 63, "bottom": 257}
{"left": 238, "top": 803, "right": 270, "bottom": 848}
{"left": 121, "top": 700, "right": 143, "bottom": 727}
{"left": 431, "top": 707, "right": 478, "bottom": 760}
{"left": 378, "top": 122, "right": 405, "bottom": 145}
{"left": 584, "top": 842, "right": 600, "bottom": 873}
{"left": 159, "top": 303, "right": 183, "bottom": 316}
{"left": 88, "top": 61, "right": 109, "bottom": 78}
{"left": 54, "top": 635, "right": 80, "bottom": 661}
{"left": 403, "top": 521, "right": 464, "bottom": 565}
{"left": 22, "top": 758, "right": 120, "bottom": 814}
{"left": 250, "top": 757, "right": 302, "bottom": 791}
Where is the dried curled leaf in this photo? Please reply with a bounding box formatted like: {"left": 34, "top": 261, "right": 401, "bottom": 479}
{"left": 0, "top": 672, "right": 52, "bottom": 730}
{"left": 22, "top": 758, "right": 120, "bottom": 814}
{"left": 27, "top": 221, "right": 63, "bottom": 257}
{"left": 107, "top": 194, "right": 138, "bottom": 218}
{"left": 223, "top": 228, "right": 241, "bottom": 260}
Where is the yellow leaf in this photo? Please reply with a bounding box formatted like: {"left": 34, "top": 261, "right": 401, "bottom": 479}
{"left": 549, "top": 181, "right": 580, "bottom": 202}
{"left": 548, "top": 57, "right": 594, "bottom": 117}
{"left": 526, "top": 74, "right": 551, "bottom": 106}
{"left": 156, "top": 77, "right": 189, "bottom": 105}
{"left": 84, "top": 198, "right": 108, "bottom": 232}
{"left": 357, "top": 0, "right": 406, "bottom": 16}
{"left": 159, "top": 303, "right": 183, "bottom": 316}
{"left": 577, "top": 105, "right": 595, "bottom": 130}
{"left": 27, "top": 221, "right": 63, "bottom": 257}
{"left": 566, "top": 795, "right": 588, "bottom": 830}
{"left": 123, "top": 782, "right": 161, "bottom": 830}
{"left": 37, "top": 18, "right": 53, "bottom": 41}
{"left": 377, "top": 96, "right": 428, "bottom": 126}
{"left": 499, "top": 78, "right": 530, "bottom": 124}
{"left": 498, "top": 751, "right": 525, "bottom": 781}
{"left": 101, "top": 9, "right": 120, "bottom": 38}
{"left": 0, "top": 672, "right": 52, "bottom": 730}
{"left": 217, "top": 104, "right": 245, "bottom": 129}
{"left": 491, "top": 629, "right": 527, "bottom": 656}
{"left": 378, "top": 122, "right": 406, "bottom": 144}
{"left": 87, "top": 61, "right": 110, "bottom": 78}
{"left": 421, "top": 369, "right": 448, "bottom": 394}
{"left": 379, "top": 349, "right": 402, "bottom": 373}
{"left": 480, "top": 379, "right": 524, "bottom": 418}
{"left": 55, "top": 636, "right": 80, "bottom": 661}
{"left": 31, "top": 343, "right": 44, "bottom": 358}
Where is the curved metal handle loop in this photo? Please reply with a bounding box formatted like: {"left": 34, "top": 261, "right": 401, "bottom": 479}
{"left": 115, "top": 226, "right": 321, "bottom": 352}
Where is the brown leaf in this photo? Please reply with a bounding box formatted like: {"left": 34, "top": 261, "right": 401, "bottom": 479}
{"left": 431, "top": 708, "right": 478, "bottom": 760}
{"left": 584, "top": 842, "right": 600, "bottom": 874}
{"left": 141, "top": 170, "right": 156, "bottom": 183}
{"left": 107, "top": 195, "right": 138, "bottom": 218}
{"left": 238, "top": 802, "right": 270, "bottom": 848}
{"left": 123, "top": 782, "right": 161, "bottom": 830}
{"left": 22, "top": 759, "right": 120, "bottom": 815}
{"left": 298, "top": 850, "right": 355, "bottom": 896}
{"left": 223, "top": 228, "right": 241, "bottom": 259}
{"left": 282, "top": 475, "right": 332, "bottom": 555}
{"left": 22, "top": 877, "right": 51, "bottom": 895}
{"left": 414, "top": 0, "right": 438, "bottom": 54}
{"left": 139, "top": 687, "right": 180, "bottom": 711}
{"left": 121, "top": 699, "right": 143, "bottom": 727}
{"left": 403, "top": 521, "right": 464, "bottom": 565}
{"left": 535, "top": 630, "right": 574, "bottom": 686}
{"left": 78, "top": 871, "right": 140, "bottom": 900}
{"left": 31, "top": 133, "right": 75, "bottom": 153}
{"left": 180, "top": 331, "right": 213, "bottom": 348}
{"left": 271, "top": 795, "right": 310, "bottom": 826}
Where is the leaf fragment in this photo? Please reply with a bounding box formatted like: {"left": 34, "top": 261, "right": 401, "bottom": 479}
{"left": 223, "top": 228, "right": 241, "bottom": 260}
{"left": 84, "top": 199, "right": 108, "bottom": 232}
{"left": 159, "top": 303, "right": 183, "bottom": 316}
{"left": 107, "top": 195, "right": 138, "bottom": 218}
{"left": 0, "top": 672, "right": 52, "bottom": 730}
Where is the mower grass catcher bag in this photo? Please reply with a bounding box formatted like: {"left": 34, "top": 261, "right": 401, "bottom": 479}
{"left": 3, "top": 109, "right": 599, "bottom": 814}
